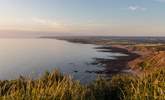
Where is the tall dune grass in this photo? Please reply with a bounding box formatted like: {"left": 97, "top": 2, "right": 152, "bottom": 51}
{"left": 0, "top": 70, "right": 92, "bottom": 100}
{"left": 123, "top": 68, "right": 165, "bottom": 100}
{"left": 0, "top": 68, "right": 164, "bottom": 100}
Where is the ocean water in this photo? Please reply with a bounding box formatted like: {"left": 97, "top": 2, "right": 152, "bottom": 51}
{"left": 0, "top": 38, "right": 125, "bottom": 83}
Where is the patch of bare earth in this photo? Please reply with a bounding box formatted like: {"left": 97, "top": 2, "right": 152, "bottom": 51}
{"left": 128, "top": 48, "right": 165, "bottom": 75}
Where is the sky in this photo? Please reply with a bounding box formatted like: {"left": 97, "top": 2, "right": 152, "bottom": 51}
{"left": 0, "top": 0, "right": 165, "bottom": 37}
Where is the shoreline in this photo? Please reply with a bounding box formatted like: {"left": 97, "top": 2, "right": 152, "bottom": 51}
{"left": 91, "top": 45, "right": 141, "bottom": 75}
{"left": 55, "top": 38, "right": 142, "bottom": 75}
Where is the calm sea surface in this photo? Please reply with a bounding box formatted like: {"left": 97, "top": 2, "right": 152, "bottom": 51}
{"left": 0, "top": 39, "right": 125, "bottom": 83}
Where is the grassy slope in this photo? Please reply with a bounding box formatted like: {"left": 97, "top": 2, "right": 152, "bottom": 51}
{"left": 0, "top": 68, "right": 164, "bottom": 100}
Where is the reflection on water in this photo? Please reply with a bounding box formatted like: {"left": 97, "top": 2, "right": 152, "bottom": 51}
{"left": 0, "top": 39, "right": 125, "bottom": 83}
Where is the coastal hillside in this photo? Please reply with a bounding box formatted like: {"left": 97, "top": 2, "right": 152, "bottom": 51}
{"left": 0, "top": 37, "right": 165, "bottom": 99}
{"left": 0, "top": 68, "right": 165, "bottom": 100}
{"left": 130, "top": 51, "right": 165, "bottom": 71}
{"left": 0, "top": 0, "right": 165, "bottom": 99}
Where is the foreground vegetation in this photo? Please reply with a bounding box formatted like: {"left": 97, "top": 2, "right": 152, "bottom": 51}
{"left": 0, "top": 68, "right": 165, "bottom": 100}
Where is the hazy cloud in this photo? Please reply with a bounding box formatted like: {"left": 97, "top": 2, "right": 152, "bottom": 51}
{"left": 32, "top": 17, "right": 61, "bottom": 27}
{"left": 128, "top": 6, "right": 147, "bottom": 11}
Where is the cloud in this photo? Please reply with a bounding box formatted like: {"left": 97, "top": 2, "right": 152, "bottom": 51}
{"left": 32, "top": 17, "right": 60, "bottom": 27}
{"left": 32, "top": 18, "right": 47, "bottom": 24}
{"left": 31, "top": 17, "right": 63, "bottom": 28}
{"left": 128, "top": 6, "right": 147, "bottom": 11}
